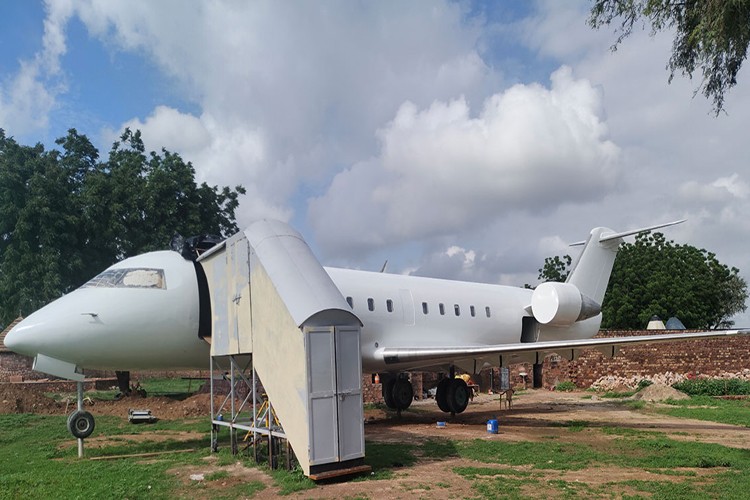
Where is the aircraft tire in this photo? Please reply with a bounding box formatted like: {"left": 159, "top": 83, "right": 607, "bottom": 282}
{"left": 446, "top": 378, "right": 470, "bottom": 414}
{"left": 436, "top": 378, "right": 451, "bottom": 413}
{"left": 391, "top": 379, "right": 414, "bottom": 411}
{"left": 382, "top": 378, "right": 397, "bottom": 409}
{"left": 67, "top": 410, "right": 95, "bottom": 439}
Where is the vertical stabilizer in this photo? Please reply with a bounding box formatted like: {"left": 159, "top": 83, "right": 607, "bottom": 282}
{"left": 565, "top": 227, "right": 620, "bottom": 305}
{"left": 565, "top": 219, "right": 685, "bottom": 305}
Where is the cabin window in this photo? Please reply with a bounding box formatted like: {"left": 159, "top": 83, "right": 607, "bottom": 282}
{"left": 386, "top": 299, "right": 394, "bottom": 312}
{"left": 368, "top": 298, "right": 375, "bottom": 311}
{"left": 439, "top": 303, "right": 445, "bottom": 315}
{"left": 422, "top": 302, "right": 429, "bottom": 314}
{"left": 470, "top": 305, "right": 476, "bottom": 317}
{"left": 346, "top": 296, "right": 353, "bottom": 308}
{"left": 454, "top": 304, "right": 460, "bottom": 316}
{"left": 82, "top": 268, "right": 166, "bottom": 290}
{"left": 485, "top": 306, "right": 491, "bottom": 318}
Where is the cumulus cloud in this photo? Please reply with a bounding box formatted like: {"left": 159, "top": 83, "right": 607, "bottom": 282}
{"left": 310, "top": 66, "right": 620, "bottom": 257}
{"left": 58, "top": 0, "right": 498, "bottom": 224}
{"left": 113, "top": 105, "right": 289, "bottom": 225}
{"left": 679, "top": 174, "right": 749, "bottom": 203}
{"left": 0, "top": 1, "right": 73, "bottom": 134}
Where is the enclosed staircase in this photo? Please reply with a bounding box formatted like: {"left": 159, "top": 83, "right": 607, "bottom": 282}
{"left": 197, "top": 220, "right": 368, "bottom": 478}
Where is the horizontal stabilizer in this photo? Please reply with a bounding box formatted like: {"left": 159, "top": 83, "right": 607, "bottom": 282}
{"left": 570, "top": 219, "right": 686, "bottom": 246}
{"left": 378, "top": 329, "right": 749, "bottom": 367}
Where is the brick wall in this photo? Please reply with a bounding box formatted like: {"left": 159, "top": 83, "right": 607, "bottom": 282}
{"left": 359, "top": 330, "right": 750, "bottom": 401}
{"left": 5, "top": 329, "right": 750, "bottom": 395}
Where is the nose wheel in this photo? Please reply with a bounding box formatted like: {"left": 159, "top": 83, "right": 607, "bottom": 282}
{"left": 67, "top": 410, "right": 96, "bottom": 439}
{"left": 382, "top": 376, "right": 414, "bottom": 411}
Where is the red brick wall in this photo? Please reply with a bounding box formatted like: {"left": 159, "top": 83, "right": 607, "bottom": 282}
{"left": 359, "top": 330, "right": 750, "bottom": 400}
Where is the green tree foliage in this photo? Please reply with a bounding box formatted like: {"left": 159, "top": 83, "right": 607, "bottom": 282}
{"left": 536, "top": 232, "right": 748, "bottom": 329}
{"left": 0, "top": 128, "right": 245, "bottom": 325}
{"left": 589, "top": 0, "right": 750, "bottom": 114}
{"left": 538, "top": 254, "right": 572, "bottom": 283}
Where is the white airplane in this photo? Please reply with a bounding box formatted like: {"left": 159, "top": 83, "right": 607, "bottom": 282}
{"left": 5, "top": 219, "right": 748, "bottom": 419}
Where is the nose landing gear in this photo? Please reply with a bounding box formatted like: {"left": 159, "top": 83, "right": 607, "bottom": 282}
{"left": 382, "top": 375, "right": 414, "bottom": 411}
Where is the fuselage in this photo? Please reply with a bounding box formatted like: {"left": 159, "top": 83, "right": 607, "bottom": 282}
{"left": 4, "top": 250, "right": 602, "bottom": 374}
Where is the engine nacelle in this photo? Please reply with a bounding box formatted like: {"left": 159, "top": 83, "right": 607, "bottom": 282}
{"left": 531, "top": 282, "right": 601, "bottom": 327}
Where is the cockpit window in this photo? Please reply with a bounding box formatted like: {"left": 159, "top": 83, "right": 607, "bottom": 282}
{"left": 82, "top": 268, "right": 166, "bottom": 290}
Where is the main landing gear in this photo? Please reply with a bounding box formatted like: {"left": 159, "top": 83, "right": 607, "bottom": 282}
{"left": 382, "top": 375, "right": 414, "bottom": 411}
{"left": 380, "top": 372, "right": 471, "bottom": 415}
{"left": 435, "top": 377, "right": 470, "bottom": 414}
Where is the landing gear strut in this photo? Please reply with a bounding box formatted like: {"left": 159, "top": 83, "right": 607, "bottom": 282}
{"left": 382, "top": 376, "right": 414, "bottom": 411}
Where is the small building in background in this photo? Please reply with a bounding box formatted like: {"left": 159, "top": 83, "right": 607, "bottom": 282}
{"left": 646, "top": 315, "right": 666, "bottom": 330}
{"left": 665, "top": 316, "right": 686, "bottom": 330}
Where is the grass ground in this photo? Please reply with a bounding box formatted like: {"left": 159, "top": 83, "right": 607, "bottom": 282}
{"left": 1, "top": 394, "right": 750, "bottom": 499}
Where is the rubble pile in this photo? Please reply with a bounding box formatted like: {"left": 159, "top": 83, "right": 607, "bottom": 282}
{"left": 590, "top": 369, "right": 750, "bottom": 391}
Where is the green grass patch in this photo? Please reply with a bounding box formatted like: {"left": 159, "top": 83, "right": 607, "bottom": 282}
{"left": 624, "top": 400, "right": 646, "bottom": 410}
{"left": 457, "top": 439, "right": 602, "bottom": 471}
{"left": 138, "top": 376, "right": 206, "bottom": 396}
{"left": 601, "top": 390, "right": 636, "bottom": 398}
{"left": 420, "top": 438, "right": 458, "bottom": 458}
{"left": 550, "top": 420, "right": 590, "bottom": 432}
{"left": 656, "top": 396, "right": 750, "bottom": 427}
{"left": 268, "top": 466, "right": 315, "bottom": 495}
{"left": 0, "top": 414, "right": 212, "bottom": 500}
{"left": 204, "top": 470, "right": 230, "bottom": 481}
{"left": 359, "top": 441, "right": 417, "bottom": 480}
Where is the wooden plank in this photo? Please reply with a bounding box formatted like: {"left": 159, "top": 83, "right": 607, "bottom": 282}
{"left": 308, "top": 464, "right": 372, "bottom": 481}
{"left": 89, "top": 449, "right": 195, "bottom": 461}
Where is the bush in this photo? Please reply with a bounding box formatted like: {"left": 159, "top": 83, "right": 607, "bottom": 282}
{"left": 556, "top": 381, "right": 577, "bottom": 392}
{"left": 637, "top": 379, "right": 653, "bottom": 391}
{"left": 672, "top": 378, "right": 750, "bottom": 396}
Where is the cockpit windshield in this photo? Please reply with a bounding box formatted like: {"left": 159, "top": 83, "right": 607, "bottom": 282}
{"left": 81, "top": 268, "right": 166, "bottom": 290}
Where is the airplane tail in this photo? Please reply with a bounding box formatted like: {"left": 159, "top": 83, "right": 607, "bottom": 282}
{"left": 565, "top": 220, "right": 685, "bottom": 305}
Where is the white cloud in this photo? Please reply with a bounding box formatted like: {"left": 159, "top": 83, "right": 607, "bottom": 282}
{"left": 0, "top": 0, "right": 73, "bottom": 135}
{"left": 114, "top": 105, "right": 288, "bottom": 226}
{"left": 59, "top": 0, "right": 498, "bottom": 225}
{"left": 679, "top": 174, "right": 749, "bottom": 204}
{"left": 310, "top": 66, "right": 620, "bottom": 257}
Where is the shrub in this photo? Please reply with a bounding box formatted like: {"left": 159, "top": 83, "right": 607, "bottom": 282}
{"left": 637, "top": 379, "right": 653, "bottom": 391}
{"left": 556, "top": 381, "right": 577, "bottom": 392}
{"left": 672, "top": 378, "right": 750, "bottom": 396}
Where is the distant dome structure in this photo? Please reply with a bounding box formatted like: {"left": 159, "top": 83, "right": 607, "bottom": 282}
{"left": 646, "top": 315, "right": 666, "bottom": 330}
{"left": 665, "top": 316, "right": 686, "bottom": 330}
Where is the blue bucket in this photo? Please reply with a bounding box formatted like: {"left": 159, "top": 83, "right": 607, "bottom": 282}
{"left": 486, "top": 419, "right": 499, "bottom": 434}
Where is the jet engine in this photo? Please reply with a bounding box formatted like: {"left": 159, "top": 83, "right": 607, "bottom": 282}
{"left": 530, "top": 282, "right": 601, "bottom": 327}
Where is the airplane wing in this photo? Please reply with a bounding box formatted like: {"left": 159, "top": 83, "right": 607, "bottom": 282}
{"left": 378, "top": 329, "right": 750, "bottom": 369}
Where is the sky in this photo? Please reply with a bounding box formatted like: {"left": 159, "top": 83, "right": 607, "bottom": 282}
{"left": 1, "top": 1, "right": 749, "bottom": 327}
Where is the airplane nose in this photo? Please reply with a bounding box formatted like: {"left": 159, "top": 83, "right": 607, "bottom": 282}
{"left": 3, "top": 324, "right": 20, "bottom": 352}
{"left": 3, "top": 317, "right": 42, "bottom": 357}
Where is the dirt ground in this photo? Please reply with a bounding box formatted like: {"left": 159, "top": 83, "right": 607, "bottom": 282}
{"left": 2, "top": 383, "right": 748, "bottom": 498}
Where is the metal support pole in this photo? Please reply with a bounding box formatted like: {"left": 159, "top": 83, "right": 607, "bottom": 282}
{"left": 230, "top": 356, "right": 237, "bottom": 455}
{"left": 210, "top": 356, "right": 217, "bottom": 453}
{"left": 252, "top": 363, "right": 258, "bottom": 464}
{"left": 76, "top": 381, "right": 84, "bottom": 458}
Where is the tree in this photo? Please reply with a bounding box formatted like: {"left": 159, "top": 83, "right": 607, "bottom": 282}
{"left": 589, "top": 0, "right": 750, "bottom": 115}
{"left": 0, "top": 128, "right": 245, "bottom": 325}
{"left": 535, "top": 232, "right": 748, "bottom": 329}
{"left": 538, "top": 254, "right": 572, "bottom": 283}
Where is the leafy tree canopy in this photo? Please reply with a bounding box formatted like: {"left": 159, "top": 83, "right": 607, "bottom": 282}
{"left": 537, "top": 231, "right": 748, "bottom": 329}
{"left": 590, "top": 0, "right": 750, "bottom": 115}
{"left": 0, "top": 128, "right": 245, "bottom": 325}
